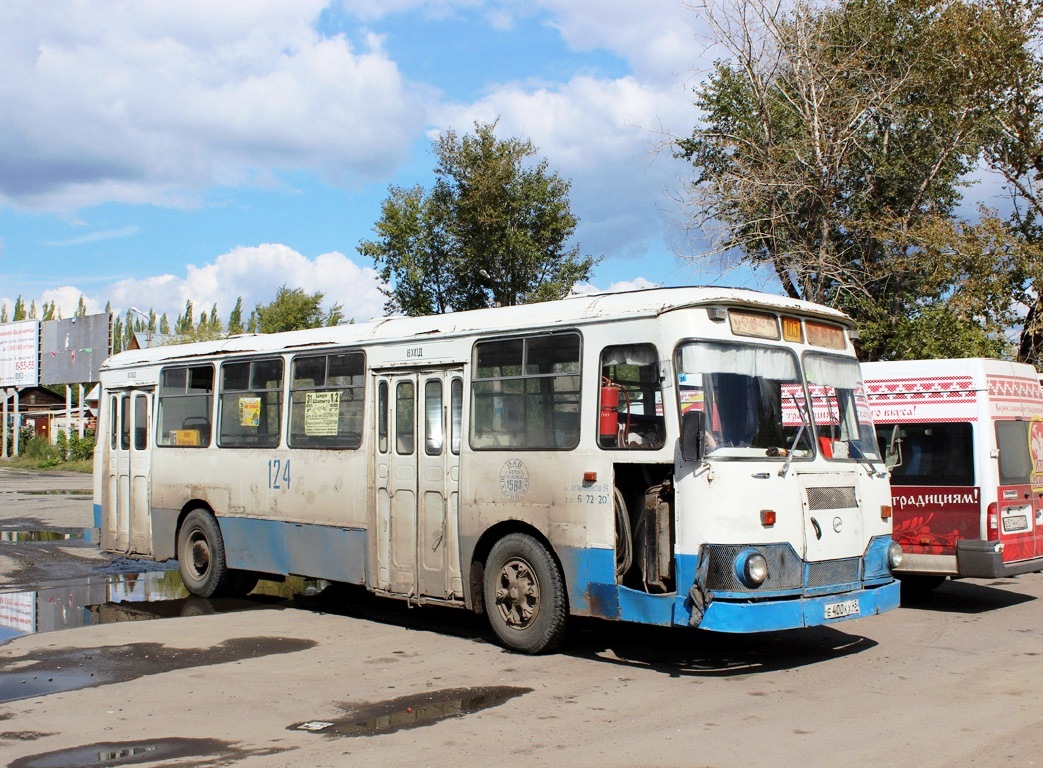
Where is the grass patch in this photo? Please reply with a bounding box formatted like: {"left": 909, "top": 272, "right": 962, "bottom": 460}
{"left": 0, "top": 455, "right": 93, "bottom": 473}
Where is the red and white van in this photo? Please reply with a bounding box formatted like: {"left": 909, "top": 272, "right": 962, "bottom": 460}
{"left": 863, "top": 358, "right": 1043, "bottom": 589}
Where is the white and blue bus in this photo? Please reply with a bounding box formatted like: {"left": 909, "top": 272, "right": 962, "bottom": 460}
{"left": 94, "top": 287, "right": 901, "bottom": 653}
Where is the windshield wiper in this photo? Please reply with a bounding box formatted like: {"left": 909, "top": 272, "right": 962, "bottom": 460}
{"left": 779, "top": 394, "right": 810, "bottom": 478}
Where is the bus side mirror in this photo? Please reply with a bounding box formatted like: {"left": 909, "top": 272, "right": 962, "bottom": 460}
{"left": 885, "top": 425, "right": 903, "bottom": 469}
{"left": 681, "top": 409, "right": 705, "bottom": 463}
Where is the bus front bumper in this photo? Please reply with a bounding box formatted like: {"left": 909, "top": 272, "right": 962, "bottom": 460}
{"left": 694, "top": 580, "right": 901, "bottom": 633}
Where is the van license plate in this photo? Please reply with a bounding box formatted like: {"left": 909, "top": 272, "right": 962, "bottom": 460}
{"left": 824, "top": 599, "right": 859, "bottom": 620}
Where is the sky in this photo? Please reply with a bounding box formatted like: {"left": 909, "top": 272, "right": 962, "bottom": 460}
{"left": 0, "top": 0, "right": 781, "bottom": 326}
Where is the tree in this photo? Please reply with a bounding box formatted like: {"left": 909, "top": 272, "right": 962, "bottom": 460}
{"left": 12, "top": 296, "right": 26, "bottom": 321}
{"left": 677, "top": 0, "right": 1029, "bottom": 360}
{"left": 227, "top": 297, "right": 245, "bottom": 335}
{"left": 979, "top": 0, "right": 1043, "bottom": 367}
{"left": 360, "top": 120, "right": 598, "bottom": 315}
{"left": 253, "top": 285, "right": 343, "bottom": 333}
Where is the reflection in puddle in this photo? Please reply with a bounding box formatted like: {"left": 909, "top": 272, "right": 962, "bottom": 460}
{"left": 7, "top": 737, "right": 283, "bottom": 768}
{"left": 0, "top": 531, "right": 83, "bottom": 543}
{"left": 291, "top": 686, "right": 532, "bottom": 737}
{"left": 0, "top": 571, "right": 327, "bottom": 646}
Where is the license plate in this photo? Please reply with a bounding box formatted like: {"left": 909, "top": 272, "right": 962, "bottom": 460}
{"left": 1004, "top": 515, "right": 1029, "bottom": 533}
{"left": 824, "top": 598, "right": 860, "bottom": 620}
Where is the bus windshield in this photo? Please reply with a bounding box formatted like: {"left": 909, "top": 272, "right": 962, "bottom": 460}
{"left": 804, "top": 353, "right": 881, "bottom": 461}
{"left": 676, "top": 342, "right": 814, "bottom": 459}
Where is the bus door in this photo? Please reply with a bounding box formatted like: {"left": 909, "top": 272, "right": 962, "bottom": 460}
{"left": 107, "top": 388, "right": 153, "bottom": 555}
{"left": 374, "top": 369, "right": 464, "bottom": 601}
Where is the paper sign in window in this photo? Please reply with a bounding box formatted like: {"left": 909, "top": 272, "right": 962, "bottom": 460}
{"left": 239, "top": 397, "right": 261, "bottom": 427}
{"left": 305, "top": 391, "right": 341, "bottom": 436}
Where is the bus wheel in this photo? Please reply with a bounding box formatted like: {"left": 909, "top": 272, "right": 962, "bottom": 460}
{"left": 484, "top": 533, "right": 567, "bottom": 654}
{"left": 177, "top": 509, "right": 231, "bottom": 598}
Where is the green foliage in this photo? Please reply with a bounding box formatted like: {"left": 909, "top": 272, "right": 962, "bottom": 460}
{"left": 360, "top": 120, "right": 598, "bottom": 315}
{"left": 253, "top": 285, "right": 343, "bottom": 333}
{"left": 24, "top": 435, "right": 60, "bottom": 465}
{"left": 678, "top": 0, "right": 1035, "bottom": 361}
{"left": 227, "top": 297, "right": 244, "bottom": 335}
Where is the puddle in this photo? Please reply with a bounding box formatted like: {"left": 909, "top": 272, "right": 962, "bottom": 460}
{"left": 0, "top": 531, "right": 83, "bottom": 543}
{"left": 290, "top": 686, "right": 532, "bottom": 737}
{"left": 0, "top": 636, "right": 317, "bottom": 704}
{"left": 7, "top": 737, "right": 288, "bottom": 768}
{"left": 0, "top": 571, "right": 329, "bottom": 647}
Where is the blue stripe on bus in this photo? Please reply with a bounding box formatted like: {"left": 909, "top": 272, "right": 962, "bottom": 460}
{"left": 218, "top": 517, "right": 368, "bottom": 586}
{"left": 87, "top": 503, "right": 102, "bottom": 544}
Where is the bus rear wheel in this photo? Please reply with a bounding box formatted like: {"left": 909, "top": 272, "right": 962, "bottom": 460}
{"left": 483, "top": 533, "right": 567, "bottom": 654}
{"left": 178, "top": 509, "right": 232, "bottom": 598}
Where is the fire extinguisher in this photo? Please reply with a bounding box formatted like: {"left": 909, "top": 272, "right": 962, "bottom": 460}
{"left": 600, "top": 380, "right": 620, "bottom": 444}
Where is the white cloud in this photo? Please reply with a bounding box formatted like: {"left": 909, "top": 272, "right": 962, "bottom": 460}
{"left": 97, "top": 244, "right": 387, "bottom": 325}
{"left": 435, "top": 72, "right": 693, "bottom": 264}
{"left": 572, "top": 276, "right": 662, "bottom": 295}
{"left": 0, "top": 1, "right": 429, "bottom": 211}
{"left": 533, "top": 0, "right": 705, "bottom": 85}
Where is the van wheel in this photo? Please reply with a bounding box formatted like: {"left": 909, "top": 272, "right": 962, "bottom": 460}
{"left": 177, "top": 509, "right": 231, "bottom": 598}
{"left": 484, "top": 533, "right": 567, "bottom": 654}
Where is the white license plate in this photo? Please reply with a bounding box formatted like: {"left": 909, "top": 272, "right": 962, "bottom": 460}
{"left": 1004, "top": 515, "right": 1029, "bottom": 533}
{"left": 824, "top": 598, "right": 860, "bottom": 620}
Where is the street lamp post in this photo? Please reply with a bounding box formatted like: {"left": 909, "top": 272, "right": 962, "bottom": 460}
{"left": 128, "top": 307, "right": 152, "bottom": 348}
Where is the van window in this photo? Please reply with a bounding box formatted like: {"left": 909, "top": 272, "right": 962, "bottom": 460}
{"left": 876, "top": 422, "right": 974, "bottom": 486}
{"left": 996, "top": 421, "right": 1032, "bottom": 485}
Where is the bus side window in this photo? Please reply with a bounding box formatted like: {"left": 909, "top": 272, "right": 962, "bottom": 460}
{"left": 396, "top": 381, "right": 415, "bottom": 455}
{"left": 157, "top": 365, "right": 213, "bottom": 447}
{"left": 470, "top": 332, "right": 581, "bottom": 450}
{"left": 378, "top": 380, "right": 389, "bottom": 454}
{"left": 598, "top": 343, "right": 664, "bottom": 450}
{"left": 218, "top": 358, "right": 284, "bottom": 448}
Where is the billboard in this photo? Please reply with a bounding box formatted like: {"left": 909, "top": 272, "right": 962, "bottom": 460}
{"left": 0, "top": 320, "right": 40, "bottom": 387}
{"left": 40, "top": 314, "right": 111, "bottom": 385}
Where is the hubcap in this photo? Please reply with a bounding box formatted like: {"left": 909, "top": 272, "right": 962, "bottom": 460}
{"left": 494, "top": 557, "right": 540, "bottom": 629}
{"left": 189, "top": 531, "right": 211, "bottom": 578}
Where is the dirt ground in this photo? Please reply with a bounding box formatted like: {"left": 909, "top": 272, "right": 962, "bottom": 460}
{"left": 1, "top": 468, "right": 1042, "bottom": 768}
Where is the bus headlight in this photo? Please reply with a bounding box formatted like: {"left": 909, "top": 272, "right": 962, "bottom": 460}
{"left": 887, "top": 541, "right": 903, "bottom": 570}
{"left": 735, "top": 550, "right": 769, "bottom": 587}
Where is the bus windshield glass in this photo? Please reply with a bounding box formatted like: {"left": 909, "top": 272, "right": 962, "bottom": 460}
{"left": 676, "top": 342, "right": 813, "bottom": 459}
{"left": 804, "top": 353, "right": 881, "bottom": 461}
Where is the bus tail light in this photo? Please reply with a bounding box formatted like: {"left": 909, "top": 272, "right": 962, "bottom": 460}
{"left": 987, "top": 502, "right": 999, "bottom": 541}
{"left": 880, "top": 505, "right": 892, "bottom": 520}
{"left": 760, "top": 509, "right": 776, "bottom": 526}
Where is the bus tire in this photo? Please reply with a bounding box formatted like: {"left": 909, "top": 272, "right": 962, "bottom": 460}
{"left": 484, "top": 533, "right": 567, "bottom": 654}
{"left": 177, "top": 509, "right": 231, "bottom": 598}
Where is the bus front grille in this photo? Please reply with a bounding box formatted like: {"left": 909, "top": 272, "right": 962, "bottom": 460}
{"left": 701, "top": 543, "right": 803, "bottom": 592}
{"left": 806, "top": 557, "right": 860, "bottom": 588}
{"left": 805, "top": 486, "right": 856, "bottom": 510}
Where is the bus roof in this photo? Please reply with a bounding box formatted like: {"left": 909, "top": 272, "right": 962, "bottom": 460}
{"left": 102, "top": 285, "right": 852, "bottom": 371}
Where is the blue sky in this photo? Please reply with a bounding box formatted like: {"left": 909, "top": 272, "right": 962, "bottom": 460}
{"left": 0, "top": 0, "right": 776, "bottom": 325}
